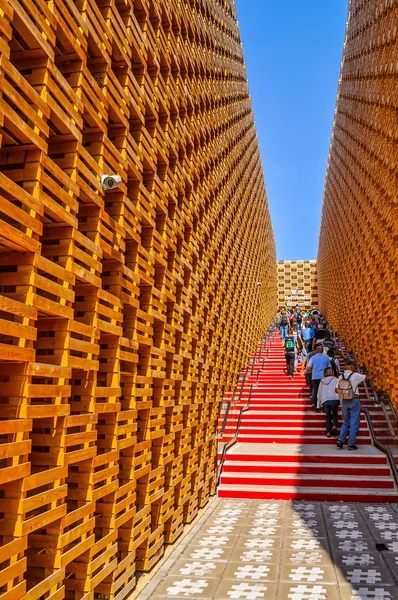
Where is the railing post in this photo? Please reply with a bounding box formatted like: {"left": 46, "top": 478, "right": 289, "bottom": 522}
{"left": 216, "top": 320, "right": 277, "bottom": 486}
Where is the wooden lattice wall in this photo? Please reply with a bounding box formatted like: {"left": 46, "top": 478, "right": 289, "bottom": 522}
{"left": 277, "top": 260, "right": 318, "bottom": 311}
{"left": 318, "top": 0, "right": 398, "bottom": 408}
{"left": 0, "top": 0, "right": 277, "bottom": 599}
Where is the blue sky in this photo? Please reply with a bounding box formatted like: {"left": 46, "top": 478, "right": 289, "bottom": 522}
{"left": 235, "top": 0, "right": 348, "bottom": 260}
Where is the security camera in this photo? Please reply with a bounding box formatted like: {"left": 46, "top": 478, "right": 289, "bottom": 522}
{"left": 257, "top": 282, "right": 262, "bottom": 287}
{"left": 101, "top": 174, "right": 122, "bottom": 190}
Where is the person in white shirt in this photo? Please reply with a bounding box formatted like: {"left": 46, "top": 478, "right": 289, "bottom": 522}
{"left": 317, "top": 367, "right": 340, "bottom": 437}
{"left": 336, "top": 359, "right": 383, "bottom": 450}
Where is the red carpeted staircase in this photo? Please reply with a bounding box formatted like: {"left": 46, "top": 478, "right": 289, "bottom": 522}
{"left": 217, "top": 332, "right": 398, "bottom": 502}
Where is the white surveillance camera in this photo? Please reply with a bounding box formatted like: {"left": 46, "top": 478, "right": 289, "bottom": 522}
{"left": 257, "top": 282, "right": 262, "bottom": 286}
{"left": 101, "top": 174, "right": 122, "bottom": 190}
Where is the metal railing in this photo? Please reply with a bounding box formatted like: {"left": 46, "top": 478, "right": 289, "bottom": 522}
{"left": 360, "top": 379, "right": 398, "bottom": 489}
{"left": 216, "top": 327, "right": 277, "bottom": 485}
{"left": 338, "top": 344, "right": 398, "bottom": 489}
{"left": 217, "top": 327, "right": 275, "bottom": 441}
{"left": 216, "top": 382, "right": 254, "bottom": 486}
{"left": 361, "top": 407, "right": 398, "bottom": 490}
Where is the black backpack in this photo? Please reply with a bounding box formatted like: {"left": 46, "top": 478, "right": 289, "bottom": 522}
{"left": 296, "top": 310, "right": 302, "bottom": 322}
{"left": 330, "top": 358, "right": 339, "bottom": 378}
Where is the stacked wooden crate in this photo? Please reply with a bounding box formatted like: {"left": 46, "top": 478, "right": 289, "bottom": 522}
{"left": 317, "top": 0, "right": 398, "bottom": 409}
{"left": 0, "top": 0, "right": 276, "bottom": 598}
{"left": 277, "top": 260, "right": 318, "bottom": 311}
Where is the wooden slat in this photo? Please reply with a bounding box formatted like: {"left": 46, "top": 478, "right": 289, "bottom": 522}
{"left": 0, "top": 0, "right": 277, "bottom": 598}
{"left": 318, "top": 0, "right": 398, "bottom": 410}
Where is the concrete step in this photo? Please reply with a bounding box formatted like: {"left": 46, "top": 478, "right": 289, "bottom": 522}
{"left": 247, "top": 400, "right": 313, "bottom": 405}
{"left": 220, "top": 443, "right": 389, "bottom": 463}
{"left": 236, "top": 433, "right": 372, "bottom": 444}
{"left": 234, "top": 426, "right": 352, "bottom": 434}
{"left": 222, "top": 461, "right": 391, "bottom": 476}
{"left": 219, "top": 334, "right": 398, "bottom": 503}
{"left": 217, "top": 484, "right": 398, "bottom": 502}
{"left": 240, "top": 414, "right": 367, "bottom": 422}
{"left": 219, "top": 471, "right": 395, "bottom": 489}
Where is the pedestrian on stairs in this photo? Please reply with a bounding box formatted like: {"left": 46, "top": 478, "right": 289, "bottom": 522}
{"left": 283, "top": 328, "right": 297, "bottom": 379}
{"left": 279, "top": 309, "right": 289, "bottom": 342}
{"left": 327, "top": 349, "right": 340, "bottom": 377}
{"left": 295, "top": 307, "right": 303, "bottom": 332}
{"left": 336, "top": 360, "right": 383, "bottom": 450}
{"left": 321, "top": 330, "right": 337, "bottom": 353}
{"left": 317, "top": 367, "right": 340, "bottom": 438}
{"left": 300, "top": 321, "right": 314, "bottom": 352}
{"left": 307, "top": 343, "right": 331, "bottom": 407}
{"left": 312, "top": 322, "right": 327, "bottom": 349}
{"left": 301, "top": 346, "right": 316, "bottom": 388}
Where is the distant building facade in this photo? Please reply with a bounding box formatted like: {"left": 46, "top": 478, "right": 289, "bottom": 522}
{"left": 277, "top": 260, "right": 318, "bottom": 311}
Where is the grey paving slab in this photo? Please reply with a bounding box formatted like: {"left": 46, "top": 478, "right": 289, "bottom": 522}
{"left": 284, "top": 525, "right": 327, "bottom": 538}
{"left": 240, "top": 524, "right": 283, "bottom": 537}
{"left": 199, "top": 524, "right": 244, "bottom": 536}
{"left": 139, "top": 499, "right": 398, "bottom": 600}
{"left": 168, "top": 560, "right": 224, "bottom": 578}
{"left": 339, "top": 585, "right": 398, "bottom": 600}
{"left": 336, "top": 565, "right": 396, "bottom": 586}
{"left": 332, "top": 551, "right": 386, "bottom": 568}
{"left": 222, "top": 561, "right": 279, "bottom": 582}
{"left": 229, "top": 547, "right": 282, "bottom": 564}
{"left": 286, "top": 512, "right": 324, "bottom": 523}
{"left": 282, "top": 549, "right": 334, "bottom": 566}
{"left": 213, "top": 580, "right": 277, "bottom": 599}
{"left": 193, "top": 534, "right": 239, "bottom": 549}
{"left": 387, "top": 542, "right": 398, "bottom": 551}
{"left": 280, "top": 563, "right": 337, "bottom": 584}
{"left": 383, "top": 552, "right": 398, "bottom": 572}
{"left": 286, "top": 537, "right": 326, "bottom": 551}
{"left": 329, "top": 539, "right": 373, "bottom": 553}
{"left": 181, "top": 545, "right": 234, "bottom": 563}
{"left": 237, "top": 534, "right": 283, "bottom": 551}
{"left": 243, "top": 515, "right": 285, "bottom": 526}
{"left": 277, "top": 582, "right": 340, "bottom": 599}
{"left": 328, "top": 527, "right": 373, "bottom": 541}
{"left": 151, "top": 576, "right": 220, "bottom": 598}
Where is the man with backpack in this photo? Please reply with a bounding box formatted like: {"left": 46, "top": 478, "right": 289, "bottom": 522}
{"left": 295, "top": 307, "right": 303, "bottom": 332}
{"left": 336, "top": 360, "right": 383, "bottom": 450}
{"left": 312, "top": 322, "right": 327, "bottom": 349}
{"left": 283, "top": 329, "right": 297, "bottom": 379}
{"left": 327, "top": 349, "right": 340, "bottom": 377}
{"left": 321, "top": 330, "right": 337, "bottom": 353}
{"left": 279, "top": 310, "right": 289, "bottom": 341}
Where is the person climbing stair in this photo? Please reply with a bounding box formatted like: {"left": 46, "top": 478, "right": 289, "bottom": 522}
{"left": 336, "top": 359, "right": 383, "bottom": 450}
{"left": 283, "top": 328, "right": 297, "bottom": 379}
{"left": 317, "top": 367, "right": 340, "bottom": 437}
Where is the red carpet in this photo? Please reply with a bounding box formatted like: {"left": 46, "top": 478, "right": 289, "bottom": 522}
{"left": 218, "top": 332, "right": 398, "bottom": 502}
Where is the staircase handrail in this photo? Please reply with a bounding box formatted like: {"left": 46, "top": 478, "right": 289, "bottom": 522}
{"left": 337, "top": 342, "right": 398, "bottom": 438}
{"left": 361, "top": 367, "right": 398, "bottom": 439}
{"left": 343, "top": 347, "right": 398, "bottom": 489}
{"left": 217, "top": 370, "right": 249, "bottom": 439}
{"left": 217, "top": 330, "right": 272, "bottom": 440}
{"left": 216, "top": 330, "right": 276, "bottom": 483}
{"left": 216, "top": 382, "right": 254, "bottom": 486}
{"left": 360, "top": 407, "right": 398, "bottom": 490}
{"left": 216, "top": 328, "right": 277, "bottom": 484}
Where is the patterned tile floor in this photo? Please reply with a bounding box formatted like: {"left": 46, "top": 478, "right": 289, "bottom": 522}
{"left": 140, "top": 499, "right": 398, "bottom": 600}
